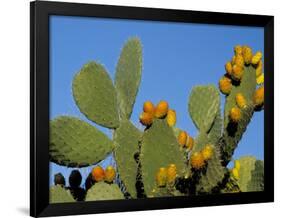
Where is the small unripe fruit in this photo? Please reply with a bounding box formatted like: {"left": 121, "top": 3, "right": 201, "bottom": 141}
{"left": 231, "top": 168, "right": 239, "bottom": 180}
{"left": 242, "top": 46, "right": 253, "bottom": 65}
{"left": 256, "top": 60, "right": 263, "bottom": 77}
{"left": 229, "top": 107, "right": 242, "bottom": 123}
{"left": 234, "top": 160, "right": 241, "bottom": 171}
{"left": 186, "top": 135, "right": 194, "bottom": 150}
{"left": 154, "top": 101, "right": 169, "bottom": 118}
{"left": 225, "top": 61, "right": 233, "bottom": 75}
{"left": 104, "top": 165, "right": 116, "bottom": 183}
{"left": 232, "top": 64, "right": 244, "bottom": 81}
{"left": 251, "top": 51, "right": 262, "bottom": 65}
{"left": 236, "top": 93, "right": 247, "bottom": 109}
{"left": 201, "top": 144, "right": 213, "bottom": 161}
{"left": 92, "top": 166, "right": 105, "bottom": 182}
{"left": 166, "top": 164, "right": 177, "bottom": 185}
{"left": 143, "top": 101, "right": 155, "bottom": 114}
{"left": 234, "top": 54, "right": 244, "bottom": 67}
{"left": 253, "top": 86, "right": 264, "bottom": 107}
{"left": 190, "top": 152, "right": 205, "bottom": 170}
{"left": 256, "top": 73, "right": 264, "bottom": 85}
{"left": 139, "top": 112, "right": 153, "bottom": 126}
{"left": 156, "top": 167, "right": 167, "bottom": 187}
{"left": 219, "top": 76, "right": 232, "bottom": 95}
{"left": 234, "top": 45, "right": 243, "bottom": 55}
{"left": 167, "top": 109, "right": 176, "bottom": 127}
{"left": 178, "top": 131, "right": 187, "bottom": 147}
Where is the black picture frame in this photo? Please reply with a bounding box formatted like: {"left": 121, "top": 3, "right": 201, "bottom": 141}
{"left": 30, "top": 1, "right": 274, "bottom": 217}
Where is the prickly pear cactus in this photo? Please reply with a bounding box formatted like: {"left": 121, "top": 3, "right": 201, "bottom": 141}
{"left": 50, "top": 185, "right": 75, "bottom": 203}
{"left": 85, "top": 182, "right": 125, "bottom": 201}
{"left": 50, "top": 116, "right": 114, "bottom": 167}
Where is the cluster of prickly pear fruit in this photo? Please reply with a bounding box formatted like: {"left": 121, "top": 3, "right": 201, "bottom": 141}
{"left": 49, "top": 39, "right": 264, "bottom": 203}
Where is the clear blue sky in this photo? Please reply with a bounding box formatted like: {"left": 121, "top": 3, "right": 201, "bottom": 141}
{"left": 49, "top": 15, "right": 264, "bottom": 187}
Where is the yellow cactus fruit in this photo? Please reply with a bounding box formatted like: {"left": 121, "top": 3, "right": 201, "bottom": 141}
{"left": 104, "top": 165, "right": 116, "bottom": 183}
{"left": 178, "top": 131, "right": 187, "bottom": 147}
{"left": 235, "top": 93, "right": 247, "bottom": 109}
{"left": 139, "top": 112, "right": 153, "bottom": 126}
{"left": 231, "top": 55, "right": 236, "bottom": 65}
{"left": 201, "top": 144, "right": 214, "bottom": 161}
{"left": 256, "top": 60, "right": 263, "bottom": 77}
{"left": 92, "top": 166, "right": 105, "bottom": 182}
{"left": 156, "top": 167, "right": 167, "bottom": 187}
{"left": 234, "top": 45, "right": 243, "bottom": 55}
{"left": 190, "top": 152, "right": 205, "bottom": 170}
{"left": 232, "top": 64, "right": 244, "bottom": 81}
{"left": 256, "top": 73, "right": 264, "bottom": 85}
{"left": 219, "top": 76, "right": 232, "bottom": 95}
{"left": 251, "top": 51, "right": 263, "bottom": 65}
{"left": 166, "top": 164, "right": 177, "bottom": 185}
{"left": 234, "top": 54, "right": 244, "bottom": 67}
{"left": 231, "top": 168, "right": 239, "bottom": 180}
{"left": 186, "top": 135, "right": 194, "bottom": 150}
{"left": 143, "top": 101, "right": 155, "bottom": 115}
{"left": 167, "top": 109, "right": 176, "bottom": 127}
{"left": 234, "top": 160, "right": 241, "bottom": 171}
{"left": 229, "top": 107, "right": 242, "bottom": 123}
{"left": 242, "top": 46, "right": 253, "bottom": 65}
{"left": 225, "top": 61, "right": 233, "bottom": 75}
{"left": 253, "top": 86, "right": 264, "bottom": 107}
{"left": 154, "top": 100, "right": 169, "bottom": 118}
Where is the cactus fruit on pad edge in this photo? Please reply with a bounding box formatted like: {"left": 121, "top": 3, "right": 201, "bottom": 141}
{"left": 50, "top": 116, "right": 114, "bottom": 167}
{"left": 140, "top": 119, "right": 187, "bottom": 196}
{"left": 85, "top": 182, "right": 125, "bottom": 201}
{"left": 114, "top": 120, "right": 142, "bottom": 198}
{"left": 115, "top": 38, "right": 142, "bottom": 120}
{"left": 50, "top": 185, "right": 75, "bottom": 203}
{"left": 73, "top": 61, "right": 120, "bottom": 129}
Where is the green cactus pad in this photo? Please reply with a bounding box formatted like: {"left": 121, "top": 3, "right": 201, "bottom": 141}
{"left": 73, "top": 61, "right": 119, "bottom": 129}
{"left": 189, "top": 85, "right": 220, "bottom": 133}
{"left": 114, "top": 120, "right": 142, "bottom": 198}
{"left": 221, "top": 176, "right": 241, "bottom": 193}
{"left": 237, "top": 156, "right": 264, "bottom": 192}
{"left": 140, "top": 119, "right": 187, "bottom": 196}
{"left": 50, "top": 185, "right": 75, "bottom": 203}
{"left": 208, "top": 112, "right": 222, "bottom": 145}
{"left": 115, "top": 38, "right": 142, "bottom": 119}
{"left": 50, "top": 116, "right": 114, "bottom": 167}
{"left": 85, "top": 182, "right": 124, "bottom": 201}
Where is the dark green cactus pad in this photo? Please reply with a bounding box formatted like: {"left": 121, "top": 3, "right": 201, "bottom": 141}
{"left": 50, "top": 116, "right": 114, "bottom": 167}
{"left": 114, "top": 120, "right": 142, "bottom": 198}
{"left": 115, "top": 38, "right": 142, "bottom": 119}
{"left": 50, "top": 185, "right": 75, "bottom": 203}
{"left": 85, "top": 182, "right": 125, "bottom": 201}
{"left": 189, "top": 85, "right": 220, "bottom": 133}
{"left": 73, "top": 61, "right": 119, "bottom": 129}
{"left": 140, "top": 119, "right": 187, "bottom": 196}
{"left": 237, "top": 156, "right": 264, "bottom": 192}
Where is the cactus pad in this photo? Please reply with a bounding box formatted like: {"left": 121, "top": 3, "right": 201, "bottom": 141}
{"left": 50, "top": 116, "right": 114, "bottom": 167}
{"left": 85, "top": 182, "right": 124, "bottom": 201}
{"left": 115, "top": 38, "right": 142, "bottom": 119}
{"left": 73, "top": 61, "right": 119, "bottom": 129}
{"left": 189, "top": 85, "right": 220, "bottom": 133}
{"left": 140, "top": 119, "right": 187, "bottom": 196}
{"left": 50, "top": 185, "right": 75, "bottom": 203}
{"left": 114, "top": 120, "right": 142, "bottom": 198}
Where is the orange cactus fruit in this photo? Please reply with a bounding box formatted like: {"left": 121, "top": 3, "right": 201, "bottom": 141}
{"left": 232, "top": 64, "right": 244, "bottom": 81}
{"left": 225, "top": 61, "right": 233, "bottom": 75}
{"left": 201, "top": 144, "right": 214, "bottom": 161}
{"left": 229, "top": 107, "right": 242, "bottom": 123}
{"left": 253, "top": 86, "right": 264, "bottom": 107}
{"left": 186, "top": 135, "right": 194, "bottom": 150}
{"left": 139, "top": 112, "right": 153, "bottom": 126}
{"left": 251, "top": 51, "right": 263, "bottom": 65}
{"left": 154, "top": 100, "right": 169, "bottom": 118}
{"left": 234, "top": 45, "right": 243, "bottom": 56}
{"left": 156, "top": 167, "right": 167, "bottom": 187}
{"left": 178, "top": 131, "right": 188, "bottom": 147}
{"left": 166, "top": 109, "right": 176, "bottom": 127}
{"left": 219, "top": 76, "right": 232, "bottom": 95}
{"left": 104, "top": 165, "right": 116, "bottom": 183}
{"left": 143, "top": 101, "right": 155, "bottom": 115}
{"left": 242, "top": 46, "right": 253, "bottom": 65}
{"left": 91, "top": 166, "right": 105, "bottom": 182}
{"left": 256, "top": 60, "right": 263, "bottom": 77}
{"left": 234, "top": 54, "right": 245, "bottom": 67}
{"left": 190, "top": 152, "right": 205, "bottom": 170}
{"left": 166, "top": 164, "right": 177, "bottom": 185}
{"left": 235, "top": 93, "right": 247, "bottom": 109}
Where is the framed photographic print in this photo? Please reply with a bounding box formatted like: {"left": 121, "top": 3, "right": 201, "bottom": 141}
{"left": 30, "top": 1, "right": 274, "bottom": 217}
